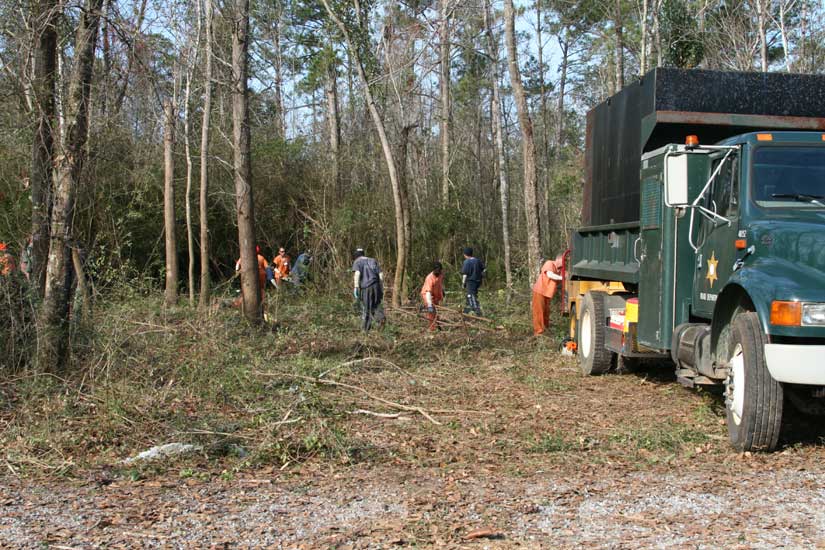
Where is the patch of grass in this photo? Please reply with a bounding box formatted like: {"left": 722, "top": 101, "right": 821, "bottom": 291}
{"left": 610, "top": 422, "right": 709, "bottom": 453}
{"left": 528, "top": 432, "right": 577, "bottom": 453}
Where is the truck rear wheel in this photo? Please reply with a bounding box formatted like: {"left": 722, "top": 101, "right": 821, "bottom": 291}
{"left": 578, "top": 291, "right": 613, "bottom": 375}
{"left": 724, "top": 312, "right": 783, "bottom": 451}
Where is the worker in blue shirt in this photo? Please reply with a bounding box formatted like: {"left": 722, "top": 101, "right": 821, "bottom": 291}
{"left": 460, "top": 247, "right": 485, "bottom": 316}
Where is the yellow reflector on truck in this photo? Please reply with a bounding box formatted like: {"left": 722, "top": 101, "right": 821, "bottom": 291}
{"left": 757, "top": 133, "right": 773, "bottom": 141}
{"left": 770, "top": 301, "right": 802, "bottom": 326}
{"left": 624, "top": 297, "right": 639, "bottom": 332}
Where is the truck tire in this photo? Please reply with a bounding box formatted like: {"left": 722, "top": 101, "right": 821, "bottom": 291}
{"left": 724, "top": 312, "right": 783, "bottom": 452}
{"left": 578, "top": 291, "right": 613, "bottom": 375}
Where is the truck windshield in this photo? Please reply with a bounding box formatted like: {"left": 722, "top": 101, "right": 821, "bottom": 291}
{"left": 753, "top": 146, "right": 825, "bottom": 208}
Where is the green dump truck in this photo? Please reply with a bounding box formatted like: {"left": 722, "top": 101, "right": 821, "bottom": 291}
{"left": 565, "top": 68, "right": 825, "bottom": 451}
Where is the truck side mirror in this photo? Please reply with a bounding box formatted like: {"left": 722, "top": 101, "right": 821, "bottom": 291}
{"left": 665, "top": 155, "right": 689, "bottom": 207}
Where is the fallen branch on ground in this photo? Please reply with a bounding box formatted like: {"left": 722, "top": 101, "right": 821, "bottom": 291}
{"left": 254, "top": 370, "right": 442, "bottom": 425}
{"left": 350, "top": 409, "right": 408, "bottom": 419}
{"left": 319, "top": 356, "right": 420, "bottom": 380}
{"left": 387, "top": 306, "right": 500, "bottom": 334}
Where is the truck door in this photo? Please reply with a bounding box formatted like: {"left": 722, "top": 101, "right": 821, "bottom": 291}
{"left": 637, "top": 164, "right": 666, "bottom": 349}
{"left": 693, "top": 152, "right": 740, "bottom": 318}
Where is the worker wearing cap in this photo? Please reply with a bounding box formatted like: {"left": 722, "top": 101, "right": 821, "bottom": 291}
{"left": 420, "top": 261, "right": 445, "bottom": 332}
{"left": 272, "top": 247, "right": 291, "bottom": 287}
{"left": 532, "top": 254, "right": 564, "bottom": 336}
{"left": 352, "top": 248, "right": 384, "bottom": 331}
{"left": 0, "top": 242, "right": 16, "bottom": 276}
{"left": 235, "top": 245, "right": 269, "bottom": 301}
{"left": 460, "top": 247, "right": 485, "bottom": 316}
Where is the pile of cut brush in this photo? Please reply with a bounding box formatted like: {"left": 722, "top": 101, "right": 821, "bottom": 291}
{"left": 388, "top": 304, "right": 504, "bottom": 333}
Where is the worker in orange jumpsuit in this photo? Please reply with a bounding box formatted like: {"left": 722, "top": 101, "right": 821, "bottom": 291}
{"left": 420, "top": 262, "right": 445, "bottom": 332}
{"left": 532, "top": 254, "right": 564, "bottom": 336}
{"left": 0, "top": 242, "right": 16, "bottom": 276}
{"left": 235, "top": 245, "right": 269, "bottom": 302}
{"left": 272, "top": 247, "right": 291, "bottom": 287}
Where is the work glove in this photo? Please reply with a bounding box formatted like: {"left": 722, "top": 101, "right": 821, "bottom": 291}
{"left": 353, "top": 288, "right": 359, "bottom": 299}
{"left": 427, "top": 304, "right": 436, "bottom": 314}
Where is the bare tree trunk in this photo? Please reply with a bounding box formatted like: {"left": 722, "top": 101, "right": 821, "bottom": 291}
{"left": 163, "top": 98, "right": 178, "bottom": 307}
{"left": 198, "top": 0, "right": 213, "bottom": 309}
{"left": 30, "top": 0, "right": 59, "bottom": 297}
{"left": 183, "top": 68, "right": 195, "bottom": 306}
{"left": 615, "top": 0, "right": 625, "bottom": 90}
{"left": 183, "top": 5, "right": 201, "bottom": 307}
{"left": 653, "top": 0, "right": 662, "bottom": 67}
{"left": 484, "top": 0, "right": 512, "bottom": 291}
{"left": 756, "top": 0, "right": 768, "bottom": 72}
{"left": 535, "top": 0, "right": 551, "bottom": 252}
{"left": 776, "top": 0, "right": 792, "bottom": 72}
{"left": 640, "top": 0, "right": 649, "bottom": 74}
{"left": 439, "top": 0, "right": 451, "bottom": 204}
{"left": 399, "top": 124, "right": 416, "bottom": 302}
{"left": 113, "top": 0, "right": 148, "bottom": 116}
{"left": 556, "top": 34, "right": 569, "bottom": 151}
{"left": 535, "top": 1, "right": 549, "bottom": 156}
{"left": 321, "top": 0, "right": 406, "bottom": 308}
{"left": 71, "top": 246, "right": 90, "bottom": 322}
{"left": 503, "top": 0, "right": 542, "bottom": 274}
{"left": 273, "top": 1, "right": 285, "bottom": 139}
{"left": 39, "top": 0, "right": 104, "bottom": 369}
{"left": 231, "top": 0, "right": 261, "bottom": 323}
{"left": 325, "top": 60, "right": 341, "bottom": 195}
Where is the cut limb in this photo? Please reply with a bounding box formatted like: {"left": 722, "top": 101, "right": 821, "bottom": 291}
{"left": 257, "top": 371, "right": 442, "bottom": 425}
{"left": 351, "top": 409, "right": 407, "bottom": 419}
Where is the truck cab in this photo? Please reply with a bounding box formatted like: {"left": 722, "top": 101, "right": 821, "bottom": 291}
{"left": 665, "top": 131, "right": 825, "bottom": 449}
{"left": 567, "top": 69, "right": 825, "bottom": 451}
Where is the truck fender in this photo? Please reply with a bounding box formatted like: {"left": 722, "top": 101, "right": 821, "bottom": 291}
{"left": 711, "top": 268, "right": 773, "bottom": 360}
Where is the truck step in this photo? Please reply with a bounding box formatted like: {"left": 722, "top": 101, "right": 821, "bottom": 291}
{"left": 677, "top": 373, "right": 720, "bottom": 388}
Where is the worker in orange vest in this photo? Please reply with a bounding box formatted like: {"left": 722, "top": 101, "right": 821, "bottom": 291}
{"left": 235, "top": 245, "right": 269, "bottom": 302}
{"left": 0, "top": 242, "right": 16, "bottom": 276}
{"left": 272, "top": 247, "right": 291, "bottom": 287}
{"left": 532, "top": 254, "right": 564, "bottom": 336}
{"left": 420, "top": 262, "right": 445, "bottom": 332}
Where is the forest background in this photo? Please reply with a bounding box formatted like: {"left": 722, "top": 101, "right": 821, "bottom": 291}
{"left": 1, "top": 0, "right": 825, "bottom": 372}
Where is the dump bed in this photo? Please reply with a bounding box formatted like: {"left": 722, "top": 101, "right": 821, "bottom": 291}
{"left": 583, "top": 68, "right": 825, "bottom": 227}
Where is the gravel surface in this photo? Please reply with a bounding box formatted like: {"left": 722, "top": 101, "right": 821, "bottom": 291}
{"left": 3, "top": 462, "right": 825, "bottom": 548}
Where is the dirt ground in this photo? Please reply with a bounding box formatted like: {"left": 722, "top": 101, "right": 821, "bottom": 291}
{"left": 3, "top": 296, "right": 825, "bottom": 548}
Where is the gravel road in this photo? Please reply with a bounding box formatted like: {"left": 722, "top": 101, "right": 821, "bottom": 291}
{"left": 3, "top": 460, "right": 825, "bottom": 549}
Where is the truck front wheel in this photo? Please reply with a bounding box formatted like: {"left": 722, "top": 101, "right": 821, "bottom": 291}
{"left": 724, "top": 312, "right": 783, "bottom": 451}
{"left": 578, "top": 291, "right": 613, "bottom": 375}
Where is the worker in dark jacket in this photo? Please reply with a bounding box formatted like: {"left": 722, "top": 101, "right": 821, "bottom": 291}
{"left": 460, "top": 247, "right": 485, "bottom": 316}
{"left": 352, "top": 248, "right": 385, "bottom": 331}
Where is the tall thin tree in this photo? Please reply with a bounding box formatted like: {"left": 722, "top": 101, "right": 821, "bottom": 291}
{"left": 439, "top": 0, "right": 451, "bottom": 204}
{"left": 231, "top": 0, "right": 261, "bottom": 322}
{"left": 29, "top": 0, "right": 59, "bottom": 297}
{"left": 198, "top": 0, "right": 213, "bottom": 309}
{"left": 39, "top": 0, "right": 105, "bottom": 368}
{"left": 321, "top": 0, "right": 408, "bottom": 308}
{"left": 163, "top": 98, "right": 178, "bottom": 307}
{"left": 483, "top": 0, "right": 512, "bottom": 291}
{"left": 503, "top": 0, "right": 542, "bottom": 273}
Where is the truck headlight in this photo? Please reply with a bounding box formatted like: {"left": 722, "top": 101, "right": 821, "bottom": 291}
{"left": 802, "top": 303, "right": 825, "bottom": 326}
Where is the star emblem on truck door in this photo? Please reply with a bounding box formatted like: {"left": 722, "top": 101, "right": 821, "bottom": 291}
{"left": 706, "top": 252, "right": 719, "bottom": 288}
